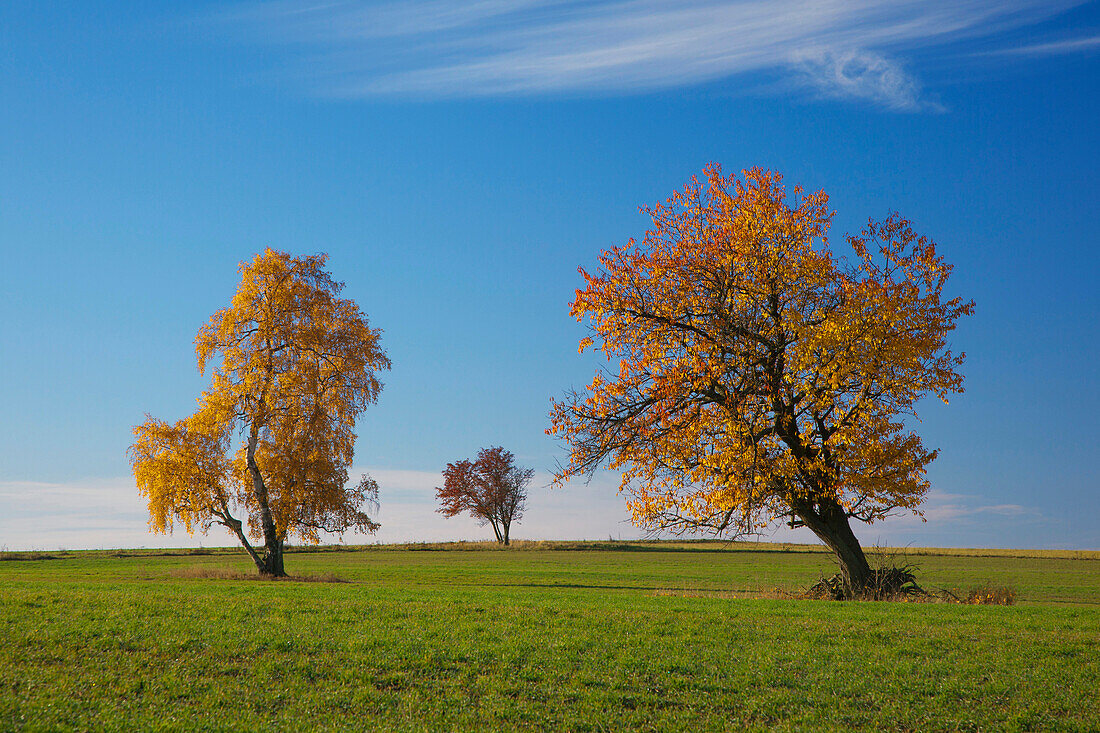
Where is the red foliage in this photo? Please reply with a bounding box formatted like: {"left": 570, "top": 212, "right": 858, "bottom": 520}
{"left": 436, "top": 447, "right": 533, "bottom": 545}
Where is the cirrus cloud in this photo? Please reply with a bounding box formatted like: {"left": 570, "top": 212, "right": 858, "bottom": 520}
{"left": 216, "top": 0, "right": 1090, "bottom": 110}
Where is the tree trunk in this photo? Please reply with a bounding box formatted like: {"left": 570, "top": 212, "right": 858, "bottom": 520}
{"left": 223, "top": 512, "right": 284, "bottom": 577}
{"left": 792, "top": 497, "right": 872, "bottom": 595}
{"left": 246, "top": 430, "right": 288, "bottom": 577}
{"left": 258, "top": 539, "right": 285, "bottom": 577}
{"left": 488, "top": 519, "right": 503, "bottom": 544}
{"left": 773, "top": 401, "right": 871, "bottom": 593}
{"left": 502, "top": 521, "right": 510, "bottom": 546}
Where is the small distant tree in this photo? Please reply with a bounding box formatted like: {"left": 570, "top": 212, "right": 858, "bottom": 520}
{"left": 130, "top": 249, "right": 390, "bottom": 576}
{"left": 436, "top": 447, "right": 533, "bottom": 545}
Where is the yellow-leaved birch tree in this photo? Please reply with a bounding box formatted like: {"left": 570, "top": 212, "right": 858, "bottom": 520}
{"left": 130, "top": 249, "right": 389, "bottom": 576}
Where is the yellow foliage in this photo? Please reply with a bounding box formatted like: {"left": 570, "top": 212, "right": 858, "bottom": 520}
{"left": 131, "top": 412, "right": 231, "bottom": 535}
{"left": 130, "top": 249, "right": 389, "bottom": 549}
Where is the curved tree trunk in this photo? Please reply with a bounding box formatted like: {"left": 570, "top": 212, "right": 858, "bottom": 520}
{"left": 220, "top": 508, "right": 284, "bottom": 577}
{"left": 791, "top": 497, "right": 872, "bottom": 594}
{"left": 773, "top": 400, "right": 872, "bottom": 594}
{"left": 224, "top": 515, "right": 264, "bottom": 572}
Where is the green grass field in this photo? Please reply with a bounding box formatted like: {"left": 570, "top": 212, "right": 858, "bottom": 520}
{"left": 2, "top": 541, "right": 1098, "bottom": 731}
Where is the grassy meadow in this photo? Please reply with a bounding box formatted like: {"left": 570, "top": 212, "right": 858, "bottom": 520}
{"left": 2, "top": 541, "right": 1098, "bottom": 731}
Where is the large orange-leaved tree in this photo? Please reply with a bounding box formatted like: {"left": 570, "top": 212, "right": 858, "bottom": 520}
{"left": 549, "top": 166, "right": 973, "bottom": 593}
{"left": 130, "top": 249, "right": 390, "bottom": 576}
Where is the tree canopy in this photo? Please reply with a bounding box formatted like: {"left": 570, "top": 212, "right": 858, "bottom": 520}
{"left": 436, "top": 446, "right": 533, "bottom": 545}
{"left": 130, "top": 249, "right": 390, "bottom": 575}
{"left": 549, "top": 166, "right": 973, "bottom": 591}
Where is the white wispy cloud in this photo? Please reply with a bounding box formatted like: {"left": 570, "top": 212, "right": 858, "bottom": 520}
{"left": 980, "top": 34, "right": 1100, "bottom": 56}
{"left": 909, "top": 491, "right": 1042, "bottom": 523}
{"left": 219, "top": 0, "right": 1087, "bottom": 109}
{"left": 790, "top": 48, "right": 940, "bottom": 112}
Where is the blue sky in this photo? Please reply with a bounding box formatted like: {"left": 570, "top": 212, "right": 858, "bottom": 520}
{"left": 1, "top": 0, "right": 1098, "bottom": 550}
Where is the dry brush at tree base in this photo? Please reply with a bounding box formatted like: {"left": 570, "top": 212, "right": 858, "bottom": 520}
{"left": 549, "top": 166, "right": 973, "bottom": 598}
{"left": 130, "top": 250, "right": 390, "bottom": 576}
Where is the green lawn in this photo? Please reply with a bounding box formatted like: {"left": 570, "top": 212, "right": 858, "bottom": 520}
{"left": 2, "top": 542, "right": 1098, "bottom": 731}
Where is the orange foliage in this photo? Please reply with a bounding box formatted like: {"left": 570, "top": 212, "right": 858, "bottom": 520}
{"left": 548, "top": 166, "right": 973, "bottom": 552}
